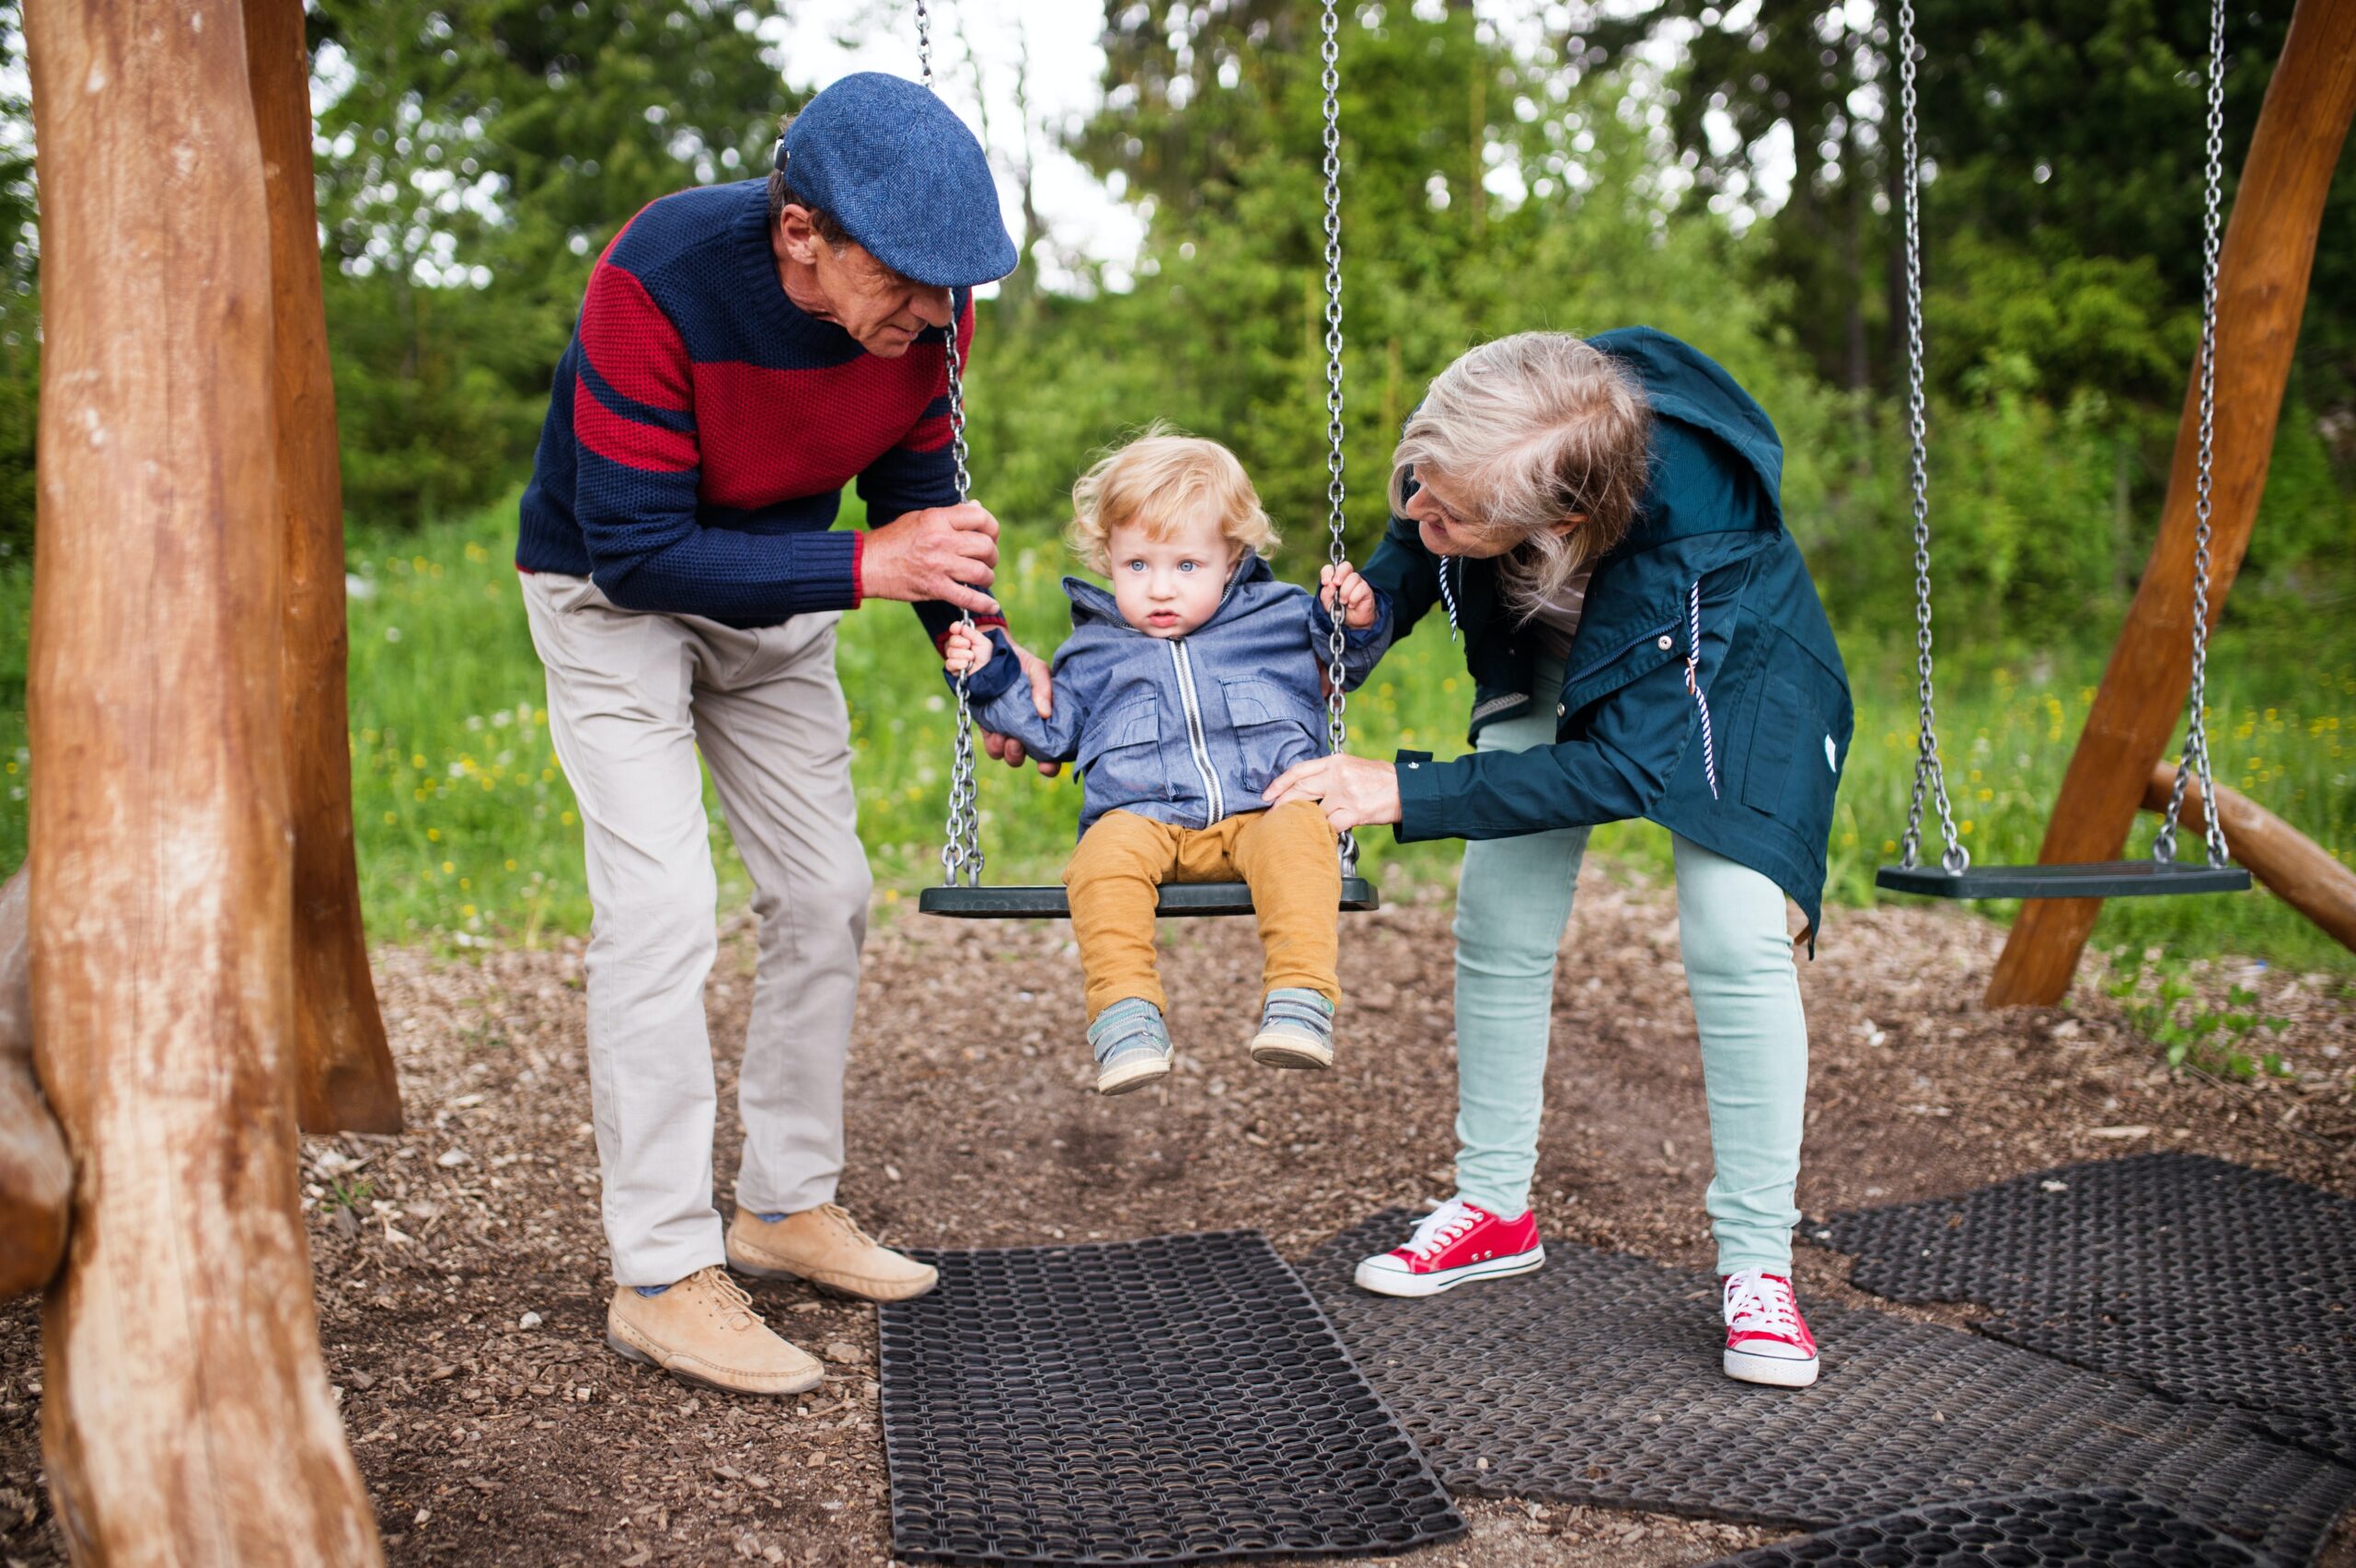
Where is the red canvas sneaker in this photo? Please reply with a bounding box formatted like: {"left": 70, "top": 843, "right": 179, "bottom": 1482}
{"left": 1353, "top": 1199, "right": 1545, "bottom": 1298}
{"left": 1722, "top": 1267, "right": 1820, "bottom": 1388}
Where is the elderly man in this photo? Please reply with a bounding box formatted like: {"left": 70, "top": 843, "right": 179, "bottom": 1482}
{"left": 515, "top": 74, "right": 1040, "bottom": 1396}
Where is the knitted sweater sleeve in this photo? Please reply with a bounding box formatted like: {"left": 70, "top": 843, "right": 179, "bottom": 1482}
{"left": 856, "top": 293, "right": 1000, "bottom": 648}
{"left": 570, "top": 258, "right": 860, "bottom": 621}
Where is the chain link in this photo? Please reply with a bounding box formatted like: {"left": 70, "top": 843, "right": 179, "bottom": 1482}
{"left": 918, "top": 0, "right": 986, "bottom": 887}
{"left": 2157, "top": 0, "right": 2232, "bottom": 870}
{"left": 1891, "top": 0, "right": 1967, "bottom": 876}
{"left": 1317, "top": 0, "right": 1356, "bottom": 878}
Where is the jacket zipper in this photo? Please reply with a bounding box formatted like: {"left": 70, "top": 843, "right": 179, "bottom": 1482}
{"left": 1168, "top": 640, "right": 1224, "bottom": 825}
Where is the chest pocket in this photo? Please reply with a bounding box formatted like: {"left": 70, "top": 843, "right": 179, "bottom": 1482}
{"left": 1220, "top": 676, "right": 1313, "bottom": 791}
{"left": 1079, "top": 699, "right": 1166, "bottom": 806}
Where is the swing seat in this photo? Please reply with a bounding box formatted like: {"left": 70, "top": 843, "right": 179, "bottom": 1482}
{"left": 1876, "top": 860, "right": 2251, "bottom": 900}
{"left": 920, "top": 877, "right": 1381, "bottom": 919}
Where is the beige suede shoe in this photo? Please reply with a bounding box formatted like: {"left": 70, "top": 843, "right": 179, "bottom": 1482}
{"left": 727, "top": 1203, "right": 939, "bottom": 1302}
{"left": 606, "top": 1264, "right": 825, "bottom": 1397}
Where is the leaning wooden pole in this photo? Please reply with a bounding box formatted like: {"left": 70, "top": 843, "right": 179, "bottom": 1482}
{"left": 1984, "top": 0, "right": 2356, "bottom": 1008}
{"left": 245, "top": 0, "right": 402, "bottom": 1135}
{"left": 25, "top": 0, "right": 383, "bottom": 1559}
{"left": 2140, "top": 764, "right": 2356, "bottom": 956}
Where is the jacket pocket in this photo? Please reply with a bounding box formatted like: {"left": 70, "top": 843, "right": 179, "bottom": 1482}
{"left": 1079, "top": 699, "right": 1165, "bottom": 806}
{"left": 1743, "top": 673, "right": 1803, "bottom": 814}
{"left": 1219, "top": 676, "right": 1314, "bottom": 791}
{"left": 1554, "top": 619, "right": 1682, "bottom": 720}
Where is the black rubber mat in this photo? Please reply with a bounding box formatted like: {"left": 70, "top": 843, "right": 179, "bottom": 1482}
{"left": 1300, "top": 1213, "right": 2355, "bottom": 1566}
{"left": 877, "top": 1229, "right": 1466, "bottom": 1566}
{"left": 1698, "top": 1488, "right": 2274, "bottom": 1567}
{"left": 1824, "top": 1152, "right": 2356, "bottom": 1465}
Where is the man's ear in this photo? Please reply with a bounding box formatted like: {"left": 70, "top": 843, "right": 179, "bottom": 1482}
{"left": 774, "top": 204, "right": 826, "bottom": 267}
{"left": 1549, "top": 512, "right": 1589, "bottom": 538}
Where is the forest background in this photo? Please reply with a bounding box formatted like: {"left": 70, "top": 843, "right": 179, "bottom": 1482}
{"left": 0, "top": 0, "right": 2348, "bottom": 983}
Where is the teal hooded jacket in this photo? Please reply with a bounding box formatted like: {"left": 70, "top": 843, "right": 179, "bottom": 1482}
{"left": 1362, "top": 327, "right": 1853, "bottom": 940}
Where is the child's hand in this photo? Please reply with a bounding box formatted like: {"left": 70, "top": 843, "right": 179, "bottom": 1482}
{"left": 1320, "top": 561, "right": 1378, "bottom": 629}
{"left": 942, "top": 624, "right": 995, "bottom": 675}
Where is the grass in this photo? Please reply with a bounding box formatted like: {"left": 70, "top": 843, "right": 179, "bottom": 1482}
{"left": 0, "top": 495, "right": 2349, "bottom": 974}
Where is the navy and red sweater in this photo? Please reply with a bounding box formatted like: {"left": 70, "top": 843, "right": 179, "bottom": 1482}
{"left": 517, "top": 179, "right": 980, "bottom": 637}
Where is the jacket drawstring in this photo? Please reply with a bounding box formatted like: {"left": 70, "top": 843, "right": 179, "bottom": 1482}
{"left": 1684, "top": 579, "right": 1719, "bottom": 800}
{"left": 1436, "top": 557, "right": 1462, "bottom": 641}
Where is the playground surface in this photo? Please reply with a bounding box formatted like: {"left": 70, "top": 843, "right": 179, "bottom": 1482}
{"left": 1, "top": 864, "right": 2351, "bottom": 1567}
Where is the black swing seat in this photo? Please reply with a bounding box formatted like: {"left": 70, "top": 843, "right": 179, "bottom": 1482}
{"left": 920, "top": 877, "right": 1381, "bottom": 919}
{"left": 1876, "top": 859, "right": 2251, "bottom": 900}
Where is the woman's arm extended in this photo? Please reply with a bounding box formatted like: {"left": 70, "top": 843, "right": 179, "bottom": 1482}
{"left": 1357, "top": 515, "right": 1444, "bottom": 644}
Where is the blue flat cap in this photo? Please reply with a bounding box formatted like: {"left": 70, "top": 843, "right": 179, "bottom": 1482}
{"left": 776, "top": 73, "right": 1016, "bottom": 289}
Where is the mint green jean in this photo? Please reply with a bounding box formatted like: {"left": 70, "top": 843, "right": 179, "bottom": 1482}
{"left": 1449, "top": 655, "right": 1810, "bottom": 1274}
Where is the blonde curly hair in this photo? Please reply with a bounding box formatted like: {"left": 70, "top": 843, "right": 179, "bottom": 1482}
{"left": 1067, "top": 424, "right": 1277, "bottom": 575}
{"left": 1389, "top": 333, "right": 1652, "bottom": 621}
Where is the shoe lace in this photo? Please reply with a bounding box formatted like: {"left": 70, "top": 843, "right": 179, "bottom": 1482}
{"left": 1403, "top": 1199, "right": 1482, "bottom": 1262}
{"left": 815, "top": 1203, "right": 875, "bottom": 1247}
{"left": 688, "top": 1264, "right": 759, "bottom": 1332}
{"left": 1723, "top": 1268, "right": 1800, "bottom": 1335}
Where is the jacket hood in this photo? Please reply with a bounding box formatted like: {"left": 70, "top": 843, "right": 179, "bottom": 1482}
{"left": 1061, "top": 551, "right": 1276, "bottom": 632}
{"left": 1590, "top": 326, "right": 1785, "bottom": 536}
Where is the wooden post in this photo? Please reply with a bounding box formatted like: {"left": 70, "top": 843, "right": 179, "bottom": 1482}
{"left": 2141, "top": 764, "right": 2356, "bottom": 957}
{"left": 25, "top": 0, "right": 383, "bottom": 1559}
{"left": 1984, "top": 0, "right": 2356, "bottom": 1007}
{"left": 244, "top": 0, "right": 401, "bottom": 1136}
{"left": 0, "top": 870, "right": 69, "bottom": 1298}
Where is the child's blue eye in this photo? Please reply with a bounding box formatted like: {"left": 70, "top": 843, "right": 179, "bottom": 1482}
{"left": 1125, "top": 559, "right": 1145, "bottom": 571}
{"left": 1177, "top": 560, "right": 1196, "bottom": 572}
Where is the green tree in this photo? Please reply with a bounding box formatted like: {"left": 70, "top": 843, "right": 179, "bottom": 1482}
{"left": 307, "top": 0, "right": 799, "bottom": 526}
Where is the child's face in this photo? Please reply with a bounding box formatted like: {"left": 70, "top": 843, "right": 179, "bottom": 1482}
{"left": 1106, "top": 511, "right": 1242, "bottom": 640}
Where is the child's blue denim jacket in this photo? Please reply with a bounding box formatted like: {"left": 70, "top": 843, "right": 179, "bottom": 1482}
{"left": 954, "top": 554, "right": 1391, "bottom": 836}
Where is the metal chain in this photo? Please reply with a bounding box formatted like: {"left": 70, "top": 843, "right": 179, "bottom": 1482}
{"left": 2157, "top": 0, "right": 2232, "bottom": 870}
{"left": 1318, "top": 0, "right": 1356, "bottom": 878}
{"left": 918, "top": 0, "right": 985, "bottom": 887}
{"left": 1891, "top": 0, "right": 1967, "bottom": 875}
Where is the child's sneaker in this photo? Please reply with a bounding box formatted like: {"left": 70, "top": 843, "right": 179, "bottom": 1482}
{"left": 1088, "top": 997, "right": 1172, "bottom": 1095}
{"left": 1721, "top": 1267, "right": 1820, "bottom": 1388}
{"left": 1353, "top": 1198, "right": 1544, "bottom": 1297}
{"left": 1248, "top": 987, "right": 1334, "bottom": 1070}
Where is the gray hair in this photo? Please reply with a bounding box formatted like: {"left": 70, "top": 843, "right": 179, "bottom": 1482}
{"left": 1388, "top": 332, "right": 1652, "bottom": 622}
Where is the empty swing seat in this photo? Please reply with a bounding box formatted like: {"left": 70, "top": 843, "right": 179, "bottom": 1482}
{"left": 919, "top": 876, "right": 1381, "bottom": 918}
{"left": 1876, "top": 860, "right": 2250, "bottom": 900}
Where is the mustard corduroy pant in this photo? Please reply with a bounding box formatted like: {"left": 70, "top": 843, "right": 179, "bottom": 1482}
{"left": 1063, "top": 801, "right": 1341, "bottom": 1020}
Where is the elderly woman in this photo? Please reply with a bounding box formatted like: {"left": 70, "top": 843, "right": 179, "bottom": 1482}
{"left": 1266, "top": 329, "right": 1851, "bottom": 1388}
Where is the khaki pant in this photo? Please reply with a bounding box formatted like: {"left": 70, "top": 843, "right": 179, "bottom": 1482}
{"left": 522, "top": 572, "right": 872, "bottom": 1288}
{"left": 1064, "top": 802, "right": 1341, "bottom": 1020}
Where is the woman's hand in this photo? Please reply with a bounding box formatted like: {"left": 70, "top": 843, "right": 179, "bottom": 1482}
{"left": 1263, "top": 752, "right": 1403, "bottom": 829}
{"left": 1318, "top": 561, "right": 1378, "bottom": 628}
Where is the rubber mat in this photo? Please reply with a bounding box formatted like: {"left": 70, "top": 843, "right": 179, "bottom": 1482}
{"left": 1697, "top": 1488, "right": 2275, "bottom": 1567}
{"left": 1824, "top": 1152, "right": 2356, "bottom": 1465}
{"left": 1300, "top": 1213, "right": 2356, "bottom": 1566}
{"left": 877, "top": 1229, "right": 1466, "bottom": 1566}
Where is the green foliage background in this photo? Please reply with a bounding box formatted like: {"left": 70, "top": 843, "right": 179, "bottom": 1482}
{"left": 0, "top": 0, "right": 2349, "bottom": 971}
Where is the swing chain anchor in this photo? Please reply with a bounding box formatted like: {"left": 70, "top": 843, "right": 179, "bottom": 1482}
{"left": 1891, "top": 0, "right": 1968, "bottom": 879}
{"left": 2155, "top": 0, "right": 2234, "bottom": 873}
{"left": 1318, "top": 0, "right": 1357, "bottom": 880}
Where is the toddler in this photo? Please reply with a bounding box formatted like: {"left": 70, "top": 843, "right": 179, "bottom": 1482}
{"left": 943, "top": 431, "right": 1386, "bottom": 1094}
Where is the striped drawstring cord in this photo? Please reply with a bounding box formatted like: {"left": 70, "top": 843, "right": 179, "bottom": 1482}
{"left": 1685, "top": 579, "right": 1720, "bottom": 801}
{"left": 1436, "top": 557, "right": 1462, "bottom": 640}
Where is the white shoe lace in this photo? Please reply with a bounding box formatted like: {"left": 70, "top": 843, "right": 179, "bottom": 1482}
{"left": 1722, "top": 1267, "right": 1801, "bottom": 1336}
{"left": 1402, "top": 1199, "right": 1482, "bottom": 1262}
